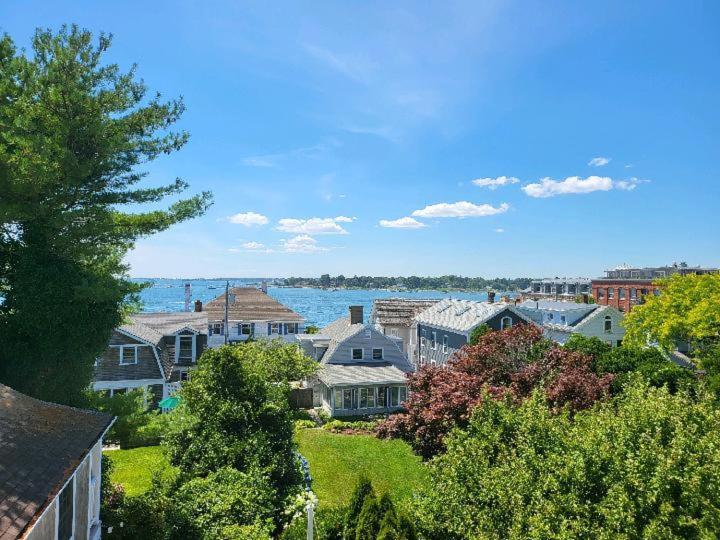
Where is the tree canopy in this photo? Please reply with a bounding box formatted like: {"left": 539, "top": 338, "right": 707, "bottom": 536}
{"left": 0, "top": 26, "right": 211, "bottom": 404}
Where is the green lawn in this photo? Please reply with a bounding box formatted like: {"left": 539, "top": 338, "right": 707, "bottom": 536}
{"left": 104, "top": 446, "right": 172, "bottom": 497}
{"left": 296, "top": 428, "right": 428, "bottom": 508}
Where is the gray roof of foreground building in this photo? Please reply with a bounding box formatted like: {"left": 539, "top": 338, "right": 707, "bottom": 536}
{"left": 0, "top": 384, "right": 113, "bottom": 540}
{"left": 414, "top": 298, "right": 531, "bottom": 333}
{"left": 318, "top": 363, "right": 409, "bottom": 386}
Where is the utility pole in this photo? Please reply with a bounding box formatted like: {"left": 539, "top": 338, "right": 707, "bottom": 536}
{"left": 224, "top": 280, "right": 229, "bottom": 345}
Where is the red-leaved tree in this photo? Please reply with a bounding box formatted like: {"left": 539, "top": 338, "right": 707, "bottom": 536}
{"left": 377, "top": 324, "right": 613, "bottom": 458}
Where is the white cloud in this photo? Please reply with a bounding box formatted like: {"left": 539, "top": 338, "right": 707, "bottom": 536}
{"left": 242, "top": 241, "right": 266, "bottom": 250}
{"left": 276, "top": 217, "right": 350, "bottom": 234}
{"left": 379, "top": 217, "right": 427, "bottom": 229}
{"left": 472, "top": 176, "right": 520, "bottom": 190}
{"left": 412, "top": 201, "right": 509, "bottom": 218}
{"left": 522, "top": 176, "right": 647, "bottom": 198}
{"left": 494, "top": 228, "right": 505, "bottom": 233}
{"left": 588, "top": 156, "right": 611, "bottom": 167}
{"left": 281, "top": 234, "right": 329, "bottom": 253}
{"left": 334, "top": 216, "right": 356, "bottom": 223}
{"left": 227, "top": 212, "right": 269, "bottom": 226}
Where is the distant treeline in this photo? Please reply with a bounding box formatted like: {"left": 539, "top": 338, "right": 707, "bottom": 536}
{"left": 282, "top": 274, "right": 534, "bottom": 291}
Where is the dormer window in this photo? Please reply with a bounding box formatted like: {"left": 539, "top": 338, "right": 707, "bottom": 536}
{"left": 372, "top": 348, "right": 383, "bottom": 360}
{"left": 500, "top": 316, "right": 513, "bottom": 330}
{"left": 604, "top": 316, "right": 612, "bottom": 333}
{"left": 119, "top": 345, "right": 138, "bottom": 365}
{"left": 352, "top": 348, "right": 363, "bottom": 360}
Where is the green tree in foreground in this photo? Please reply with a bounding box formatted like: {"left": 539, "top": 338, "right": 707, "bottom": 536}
{"left": 413, "top": 379, "right": 720, "bottom": 539}
{"left": 0, "top": 26, "right": 211, "bottom": 405}
{"left": 164, "top": 345, "right": 303, "bottom": 524}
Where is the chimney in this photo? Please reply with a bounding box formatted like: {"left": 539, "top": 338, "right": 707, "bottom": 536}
{"left": 261, "top": 280, "right": 268, "bottom": 294}
{"left": 194, "top": 300, "right": 203, "bottom": 312}
{"left": 349, "top": 305, "right": 364, "bottom": 325}
{"left": 488, "top": 291, "right": 496, "bottom": 304}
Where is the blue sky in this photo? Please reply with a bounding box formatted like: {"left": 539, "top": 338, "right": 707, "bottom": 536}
{"left": 3, "top": 1, "right": 719, "bottom": 278}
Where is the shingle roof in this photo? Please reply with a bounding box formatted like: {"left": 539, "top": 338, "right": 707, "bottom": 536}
{"left": 318, "top": 363, "right": 409, "bottom": 386}
{"left": 118, "top": 321, "right": 164, "bottom": 346}
{"left": 371, "top": 298, "right": 440, "bottom": 327}
{"left": 319, "top": 317, "right": 365, "bottom": 361}
{"left": 132, "top": 312, "right": 208, "bottom": 334}
{"left": 414, "top": 299, "right": 530, "bottom": 333}
{"left": 0, "top": 385, "right": 113, "bottom": 540}
{"left": 203, "top": 287, "right": 304, "bottom": 322}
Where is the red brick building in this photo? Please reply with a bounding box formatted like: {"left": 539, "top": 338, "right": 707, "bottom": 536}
{"left": 592, "top": 262, "right": 718, "bottom": 312}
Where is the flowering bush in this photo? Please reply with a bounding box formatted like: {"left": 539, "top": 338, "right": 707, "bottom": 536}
{"left": 377, "top": 325, "right": 612, "bottom": 458}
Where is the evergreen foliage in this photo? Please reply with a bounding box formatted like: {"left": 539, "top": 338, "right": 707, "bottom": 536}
{"left": 0, "top": 26, "right": 211, "bottom": 405}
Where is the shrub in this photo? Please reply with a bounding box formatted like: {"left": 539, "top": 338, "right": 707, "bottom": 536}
{"left": 378, "top": 325, "right": 612, "bottom": 458}
{"left": 412, "top": 379, "right": 720, "bottom": 539}
{"left": 294, "top": 419, "right": 317, "bottom": 430}
{"left": 87, "top": 387, "right": 151, "bottom": 448}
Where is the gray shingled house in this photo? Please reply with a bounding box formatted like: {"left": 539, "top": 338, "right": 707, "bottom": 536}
{"left": 298, "top": 306, "right": 414, "bottom": 417}
{"left": 0, "top": 384, "right": 114, "bottom": 540}
{"left": 415, "top": 298, "right": 533, "bottom": 366}
{"left": 92, "top": 312, "right": 207, "bottom": 406}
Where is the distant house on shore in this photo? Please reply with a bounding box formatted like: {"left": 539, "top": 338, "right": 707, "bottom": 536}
{"left": 0, "top": 383, "right": 114, "bottom": 540}
{"left": 370, "top": 298, "right": 440, "bottom": 367}
{"left": 299, "top": 306, "right": 414, "bottom": 417}
{"left": 199, "top": 286, "right": 305, "bottom": 348}
{"left": 92, "top": 312, "right": 208, "bottom": 406}
{"left": 415, "top": 298, "right": 532, "bottom": 366}
{"left": 515, "top": 300, "right": 626, "bottom": 347}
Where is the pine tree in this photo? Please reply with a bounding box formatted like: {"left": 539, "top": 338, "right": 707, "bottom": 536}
{"left": 354, "top": 492, "right": 381, "bottom": 540}
{"left": 343, "top": 477, "right": 374, "bottom": 539}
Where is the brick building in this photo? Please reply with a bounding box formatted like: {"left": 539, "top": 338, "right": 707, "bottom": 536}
{"left": 592, "top": 262, "right": 718, "bottom": 312}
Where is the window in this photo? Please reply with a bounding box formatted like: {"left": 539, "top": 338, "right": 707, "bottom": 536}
{"left": 180, "top": 370, "right": 191, "bottom": 381}
{"left": 390, "top": 328, "right": 399, "bottom": 337}
{"left": 442, "top": 335, "right": 448, "bottom": 353}
{"left": 343, "top": 389, "right": 354, "bottom": 409}
{"left": 178, "top": 336, "right": 194, "bottom": 362}
{"left": 239, "top": 323, "right": 252, "bottom": 335}
{"left": 399, "top": 386, "right": 407, "bottom": 404}
{"left": 616, "top": 340, "right": 623, "bottom": 347}
{"left": 431, "top": 331, "right": 437, "bottom": 349}
{"left": 287, "top": 323, "right": 297, "bottom": 334}
{"left": 120, "top": 346, "right": 137, "bottom": 365}
{"left": 560, "top": 315, "right": 566, "bottom": 325}
{"left": 419, "top": 355, "right": 426, "bottom": 365}
{"left": 500, "top": 316, "right": 513, "bottom": 330}
{"left": 619, "top": 288, "right": 626, "bottom": 300}
{"left": 58, "top": 477, "right": 74, "bottom": 540}
{"left": 597, "top": 288, "right": 605, "bottom": 299}
{"left": 630, "top": 288, "right": 637, "bottom": 299}
{"left": 420, "top": 329, "right": 426, "bottom": 346}
{"left": 360, "top": 388, "right": 375, "bottom": 408}
{"left": 352, "top": 348, "right": 363, "bottom": 360}
{"left": 390, "top": 386, "right": 400, "bottom": 407}
{"left": 430, "top": 359, "right": 437, "bottom": 366}
{"left": 377, "top": 386, "right": 387, "bottom": 407}
{"left": 372, "top": 348, "right": 383, "bottom": 360}
{"left": 210, "top": 322, "right": 223, "bottom": 335}
{"left": 604, "top": 316, "right": 612, "bottom": 333}
{"left": 270, "top": 323, "right": 279, "bottom": 334}
{"left": 608, "top": 288, "right": 614, "bottom": 299}
{"left": 547, "top": 313, "right": 554, "bottom": 321}
{"left": 334, "top": 389, "right": 343, "bottom": 409}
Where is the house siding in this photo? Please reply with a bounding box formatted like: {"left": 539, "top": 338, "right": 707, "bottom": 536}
{"left": 74, "top": 458, "right": 90, "bottom": 540}
{"left": 25, "top": 499, "right": 56, "bottom": 540}
{"left": 323, "top": 327, "right": 408, "bottom": 366}
{"left": 94, "top": 331, "right": 163, "bottom": 382}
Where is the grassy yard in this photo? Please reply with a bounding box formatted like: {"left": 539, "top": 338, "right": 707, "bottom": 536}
{"left": 296, "top": 428, "right": 428, "bottom": 508}
{"left": 104, "top": 446, "right": 172, "bottom": 497}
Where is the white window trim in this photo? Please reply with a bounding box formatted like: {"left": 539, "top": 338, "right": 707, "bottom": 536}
{"left": 604, "top": 316, "right": 613, "bottom": 333}
{"left": 500, "top": 316, "right": 513, "bottom": 330}
{"left": 372, "top": 347, "right": 384, "bottom": 360}
{"left": 442, "top": 335, "right": 448, "bottom": 354}
{"left": 117, "top": 345, "right": 139, "bottom": 366}
{"left": 420, "top": 355, "right": 426, "bottom": 364}
{"left": 175, "top": 334, "right": 197, "bottom": 364}
{"left": 431, "top": 331, "right": 437, "bottom": 350}
{"left": 351, "top": 347, "right": 364, "bottom": 360}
